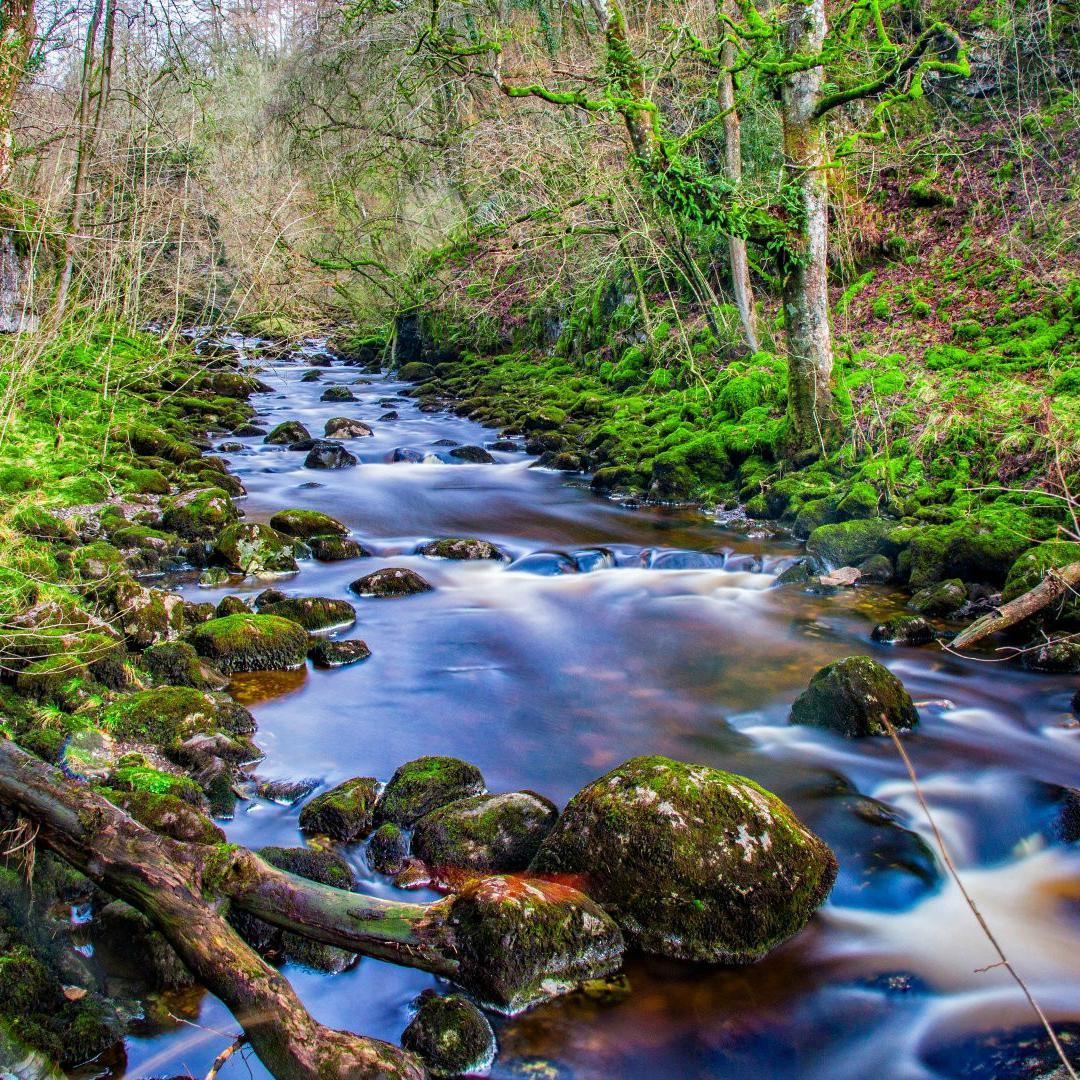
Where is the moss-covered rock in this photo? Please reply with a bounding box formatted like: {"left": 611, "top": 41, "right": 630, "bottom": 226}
{"left": 185, "top": 613, "right": 310, "bottom": 672}
{"left": 413, "top": 791, "right": 558, "bottom": 873}
{"left": 367, "top": 823, "right": 409, "bottom": 875}
{"left": 324, "top": 417, "right": 373, "bottom": 438}
{"left": 103, "top": 787, "right": 226, "bottom": 844}
{"left": 531, "top": 756, "right": 836, "bottom": 963}
{"left": 401, "top": 991, "right": 496, "bottom": 1077}
{"left": 789, "top": 656, "right": 919, "bottom": 736}
{"left": 142, "top": 640, "right": 228, "bottom": 689}
{"left": 308, "top": 638, "right": 371, "bottom": 668}
{"left": 375, "top": 756, "right": 485, "bottom": 827}
{"left": 446, "top": 874, "right": 624, "bottom": 1013}
{"left": 108, "top": 763, "right": 202, "bottom": 804}
{"left": 161, "top": 487, "right": 238, "bottom": 540}
{"left": 320, "top": 385, "right": 356, "bottom": 402}
{"left": 298, "top": 777, "right": 380, "bottom": 841}
{"left": 213, "top": 522, "right": 299, "bottom": 576}
{"left": 416, "top": 537, "right": 508, "bottom": 561}
{"left": 264, "top": 420, "right": 311, "bottom": 445}
{"left": 1003, "top": 541, "right": 1080, "bottom": 627}
{"left": 215, "top": 595, "right": 249, "bottom": 618}
{"left": 111, "top": 579, "right": 186, "bottom": 650}
{"left": 905, "top": 521, "right": 1029, "bottom": 589}
{"left": 101, "top": 686, "right": 255, "bottom": 746}
{"left": 1021, "top": 639, "right": 1080, "bottom": 673}
{"left": 909, "top": 578, "right": 967, "bottom": 616}
{"left": 350, "top": 567, "right": 433, "bottom": 598}
{"left": 836, "top": 482, "right": 880, "bottom": 520}
{"left": 304, "top": 441, "right": 359, "bottom": 469}
{"left": 806, "top": 519, "right": 893, "bottom": 570}
{"left": 871, "top": 615, "right": 934, "bottom": 646}
{"left": 268, "top": 509, "right": 349, "bottom": 539}
{"left": 309, "top": 536, "right": 370, "bottom": 561}
{"left": 260, "top": 596, "right": 356, "bottom": 632}
{"left": 448, "top": 445, "right": 495, "bottom": 463}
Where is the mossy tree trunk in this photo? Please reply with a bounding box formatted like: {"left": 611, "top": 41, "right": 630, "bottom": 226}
{"left": 0, "top": 0, "right": 35, "bottom": 190}
{"left": 779, "top": 0, "right": 834, "bottom": 453}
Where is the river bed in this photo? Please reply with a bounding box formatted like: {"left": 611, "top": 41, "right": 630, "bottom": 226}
{"left": 123, "top": 346, "right": 1080, "bottom": 1079}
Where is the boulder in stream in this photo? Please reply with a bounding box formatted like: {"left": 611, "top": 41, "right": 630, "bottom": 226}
{"left": 412, "top": 791, "right": 559, "bottom": 873}
{"left": 909, "top": 578, "right": 967, "bottom": 616}
{"left": 299, "top": 776, "right": 380, "bottom": 841}
{"left": 260, "top": 596, "right": 356, "bottom": 632}
{"left": 324, "top": 417, "right": 373, "bottom": 439}
{"left": 186, "top": 613, "right": 311, "bottom": 673}
{"left": 367, "top": 823, "right": 409, "bottom": 874}
{"left": 304, "top": 441, "right": 358, "bottom": 469}
{"left": 264, "top": 420, "right": 310, "bottom": 445}
{"left": 375, "top": 756, "right": 485, "bottom": 827}
{"left": 789, "top": 655, "right": 919, "bottom": 736}
{"left": 401, "top": 990, "right": 496, "bottom": 1078}
{"left": 308, "top": 638, "right": 371, "bottom": 668}
{"left": 161, "top": 486, "right": 238, "bottom": 540}
{"left": 448, "top": 444, "right": 495, "bottom": 464}
{"left": 268, "top": 509, "right": 349, "bottom": 538}
{"left": 350, "top": 567, "right": 433, "bottom": 598}
{"left": 309, "top": 536, "right": 370, "bottom": 561}
{"left": 530, "top": 755, "right": 837, "bottom": 963}
{"left": 320, "top": 385, "right": 356, "bottom": 402}
{"left": 871, "top": 615, "right": 934, "bottom": 646}
{"left": 213, "top": 522, "right": 299, "bottom": 576}
{"left": 416, "top": 537, "right": 508, "bottom": 561}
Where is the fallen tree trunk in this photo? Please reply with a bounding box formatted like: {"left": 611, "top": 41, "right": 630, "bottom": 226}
{"left": 950, "top": 561, "right": 1080, "bottom": 650}
{"left": 0, "top": 739, "right": 623, "bottom": 1039}
{"left": 0, "top": 738, "right": 424, "bottom": 1079}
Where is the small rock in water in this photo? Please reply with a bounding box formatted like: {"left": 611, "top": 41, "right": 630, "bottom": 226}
{"left": 379, "top": 410, "right": 399, "bottom": 421}
{"left": 260, "top": 596, "right": 356, "bottom": 632}
{"left": 367, "top": 823, "right": 409, "bottom": 875}
{"left": 392, "top": 447, "right": 425, "bottom": 463}
{"left": 320, "top": 385, "right": 356, "bottom": 402}
{"left": 309, "top": 536, "right": 370, "bottom": 562}
{"left": 350, "top": 567, "right": 433, "bottom": 598}
{"left": 857, "top": 554, "right": 895, "bottom": 583}
{"left": 416, "top": 537, "right": 507, "bottom": 561}
{"left": 304, "top": 441, "right": 358, "bottom": 469}
{"left": 490, "top": 439, "right": 519, "bottom": 452}
{"left": 256, "top": 777, "right": 320, "bottom": 805}
{"left": 375, "top": 755, "right": 485, "bottom": 827}
{"left": 789, "top": 655, "right": 919, "bottom": 736}
{"left": 308, "top": 639, "right": 371, "bottom": 668}
{"left": 448, "top": 444, "right": 495, "bottom": 464}
{"left": 217, "top": 441, "right": 245, "bottom": 453}
{"left": 432, "top": 438, "right": 458, "bottom": 447}
{"left": 286, "top": 438, "right": 317, "bottom": 451}
{"left": 507, "top": 551, "right": 579, "bottom": 576}
{"left": 215, "top": 595, "right": 248, "bottom": 618}
{"left": 300, "top": 370, "right": 322, "bottom": 382}
{"left": 324, "top": 417, "right": 373, "bottom": 439}
{"left": 264, "top": 420, "right": 310, "bottom": 445}
{"left": 401, "top": 990, "right": 496, "bottom": 1078}
{"left": 394, "top": 857, "right": 432, "bottom": 889}
{"left": 269, "top": 508, "right": 349, "bottom": 539}
{"left": 872, "top": 615, "right": 934, "bottom": 646}
{"left": 233, "top": 423, "right": 267, "bottom": 437}
{"left": 214, "top": 522, "right": 299, "bottom": 576}
{"left": 1022, "top": 639, "right": 1080, "bottom": 674}
{"left": 198, "top": 566, "right": 231, "bottom": 588}
{"left": 299, "top": 776, "right": 379, "bottom": 841}
{"left": 254, "top": 587, "right": 288, "bottom": 609}
{"left": 819, "top": 566, "right": 862, "bottom": 586}
{"left": 772, "top": 559, "right": 816, "bottom": 587}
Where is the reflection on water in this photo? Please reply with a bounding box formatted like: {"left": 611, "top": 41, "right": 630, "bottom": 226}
{"left": 125, "top": 353, "right": 1080, "bottom": 1079}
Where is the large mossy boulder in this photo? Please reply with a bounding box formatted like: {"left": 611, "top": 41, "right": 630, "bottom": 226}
{"left": 375, "top": 756, "right": 485, "bottom": 827}
{"left": 401, "top": 991, "right": 496, "bottom": 1078}
{"left": 445, "top": 875, "right": 624, "bottom": 1013}
{"left": 298, "top": 777, "right": 379, "bottom": 841}
{"left": 260, "top": 596, "right": 356, "bottom": 632}
{"left": 268, "top": 509, "right": 349, "bottom": 539}
{"left": 186, "top": 613, "right": 310, "bottom": 673}
{"left": 806, "top": 519, "right": 893, "bottom": 570}
{"left": 350, "top": 567, "right": 433, "bottom": 598}
{"left": 905, "top": 521, "right": 1029, "bottom": 589}
{"left": 264, "top": 420, "right": 310, "bottom": 445}
{"left": 161, "top": 487, "right": 238, "bottom": 540}
{"left": 412, "top": 791, "right": 558, "bottom": 873}
{"left": 310, "top": 536, "right": 370, "bottom": 562}
{"left": 1003, "top": 541, "right": 1080, "bottom": 628}
{"left": 416, "top": 538, "right": 508, "bottom": 561}
{"left": 101, "top": 686, "right": 255, "bottom": 747}
{"left": 213, "top": 523, "right": 299, "bottom": 576}
{"left": 530, "top": 756, "right": 836, "bottom": 964}
{"left": 909, "top": 578, "right": 967, "bottom": 616}
{"left": 789, "top": 655, "right": 919, "bottom": 737}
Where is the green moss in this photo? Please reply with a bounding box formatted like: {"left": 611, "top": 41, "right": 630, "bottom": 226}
{"left": 161, "top": 487, "right": 238, "bottom": 539}
{"left": 185, "top": 613, "right": 311, "bottom": 672}
{"left": 267, "top": 509, "right": 349, "bottom": 538}
{"left": 101, "top": 686, "right": 254, "bottom": 746}
{"left": 1002, "top": 541, "right": 1080, "bottom": 627}
{"left": 375, "top": 756, "right": 485, "bottom": 827}
{"left": 298, "top": 777, "right": 379, "bottom": 841}
{"left": 790, "top": 656, "right": 919, "bottom": 736}
{"left": 213, "top": 522, "right": 299, "bottom": 576}
{"left": 109, "top": 764, "right": 202, "bottom": 803}
{"left": 259, "top": 596, "right": 356, "bottom": 631}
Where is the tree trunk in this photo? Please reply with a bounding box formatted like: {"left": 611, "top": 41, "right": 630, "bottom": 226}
{"left": 0, "top": 0, "right": 36, "bottom": 190}
{"left": 718, "top": 19, "right": 759, "bottom": 354}
{"left": 780, "top": 0, "right": 834, "bottom": 452}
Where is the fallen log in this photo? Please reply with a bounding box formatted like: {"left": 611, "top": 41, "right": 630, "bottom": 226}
{"left": 950, "top": 561, "right": 1080, "bottom": 650}
{"left": 0, "top": 739, "right": 624, "bottom": 1066}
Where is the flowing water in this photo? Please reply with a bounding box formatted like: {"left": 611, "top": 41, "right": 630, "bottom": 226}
{"left": 123, "top": 345, "right": 1080, "bottom": 1079}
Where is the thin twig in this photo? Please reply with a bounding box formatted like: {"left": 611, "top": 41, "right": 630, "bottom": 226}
{"left": 205, "top": 1035, "right": 248, "bottom": 1080}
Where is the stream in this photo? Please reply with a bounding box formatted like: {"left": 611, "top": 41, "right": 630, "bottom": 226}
{"left": 123, "top": 344, "right": 1080, "bottom": 1079}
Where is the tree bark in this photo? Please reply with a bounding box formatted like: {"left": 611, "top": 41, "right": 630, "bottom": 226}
{"left": 950, "top": 562, "right": 1080, "bottom": 650}
{"left": 717, "top": 11, "right": 759, "bottom": 354}
{"left": 779, "top": 0, "right": 834, "bottom": 452}
{"left": 0, "top": 0, "right": 36, "bottom": 190}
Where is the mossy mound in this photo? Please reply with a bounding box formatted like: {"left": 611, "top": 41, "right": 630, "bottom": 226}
{"left": 1003, "top": 541, "right": 1080, "bottom": 628}
{"left": 268, "top": 509, "right": 349, "bottom": 539}
{"left": 264, "top": 420, "right": 311, "bottom": 445}
{"left": 350, "top": 567, "right": 433, "bottom": 598}
{"left": 909, "top": 578, "right": 967, "bottom": 616}
{"left": 806, "top": 519, "right": 893, "bottom": 570}
{"left": 446, "top": 875, "right": 624, "bottom": 1013}
{"left": 871, "top": 615, "right": 934, "bottom": 646}
{"left": 789, "top": 656, "right": 919, "bottom": 737}
{"left": 298, "top": 777, "right": 380, "bottom": 841}
{"left": 101, "top": 686, "right": 255, "bottom": 746}
{"left": 1022, "top": 639, "right": 1080, "bottom": 673}
{"left": 308, "top": 639, "right": 371, "bottom": 668}
{"left": 103, "top": 787, "right": 225, "bottom": 844}
{"left": 531, "top": 756, "right": 836, "bottom": 963}
{"left": 905, "top": 521, "right": 1029, "bottom": 589}
{"left": 259, "top": 596, "right": 356, "bottom": 631}
{"left": 213, "top": 522, "right": 299, "bottom": 576}
{"left": 320, "top": 385, "right": 356, "bottom": 402}
{"left": 367, "top": 823, "right": 409, "bottom": 875}
{"left": 416, "top": 537, "right": 508, "bottom": 561}
{"left": 141, "top": 641, "right": 228, "bottom": 689}
{"left": 401, "top": 990, "right": 496, "bottom": 1078}
{"left": 413, "top": 791, "right": 558, "bottom": 873}
{"left": 161, "top": 486, "right": 238, "bottom": 540}
{"left": 309, "top": 536, "right": 370, "bottom": 561}
{"left": 186, "top": 613, "right": 310, "bottom": 673}
{"left": 375, "top": 756, "right": 485, "bottom": 827}
{"left": 108, "top": 762, "right": 202, "bottom": 804}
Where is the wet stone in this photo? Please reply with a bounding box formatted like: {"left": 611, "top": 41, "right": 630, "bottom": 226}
{"left": 401, "top": 991, "right": 496, "bottom": 1078}
{"left": 872, "top": 615, "right": 934, "bottom": 646}
{"left": 310, "top": 536, "right": 370, "bottom": 561}
{"left": 260, "top": 596, "right": 356, "bottom": 632}
{"left": 320, "top": 385, "right": 356, "bottom": 402}
{"left": 789, "top": 655, "right": 919, "bottom": 737}
{"left": 375, "top": 755, "right": 486, "bottom": 827}
{"left": 324, "top": 417, "right": 373, "bottom": 439}
{"left": 268, "top": 509, "right": 349, "bottom": 539}
{"left": 308, "top": 639, "right": 371, "bottom": 668}
{"left": 350, "top": 567, "right": 433, "bottom": 598}
{"left": 379, "top": 410, "right": 399, "bottom": 421}
{"left": 256, "top": 777, "right": 320, "bottom": 805}
{"left": 416, "top": 537, "right": 507, "bottom": 561}
{"left": 909, "top": 578, "right": 968, "bottom": 617}
{"left": 299, "top": 776, "right": 380, "bottom": 841}
{"left": 264, "top": 420, "right": 310, "bottom": 445}
{"left": 448, "top": 444, "right": 495, "bottom": 463}
{"left": 367, "top": 823, "right": 409, "bottom": 875}
{"left": 304, "top": 441, "right": 358, "bottom": 469}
